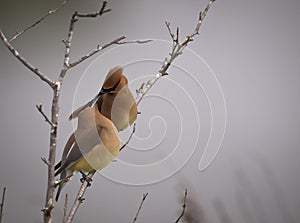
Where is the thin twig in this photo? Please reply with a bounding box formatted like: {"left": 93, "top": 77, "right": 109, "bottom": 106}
{"left": 120, "top": 123, "right": 136, "bottom": 151}
{"left": 98, "top": 0, "right": 110, "bottom": 15}
{"left": 36, "top": 104, "right": 56, "bottom": 127}
{"left": 117, "top": 39, "right": 152, "bottom": 45}
{"left": 61, "top": 0, "right": 112, "bottom": 72}
{"left": 62, "top": 12, "right": 76, "bottom": 69}
{"left": 165, "top": 22, "right": 175, "bottom": 42}
{"left": 69, "top": 36, "right": 126, "bottom": 68}
{"left": 0, "top": 187, "right": 6, "bottom": 223}
{"left": 0, "top": 31, "right": 56, "bottom": 89}
{"left": 63, "top": 194, "right": 68, "bottom": 223}
{"left": 132, "top": 193, "right": 148, "bottom": 223}
{"left": 64, "top": 172, "right": 95, "bottom": 223}
{"left": 135, "top": 0, "right": 216, "bottom": 105}
{"left": 9, "top": 0, "right": 70, "bottom": 42}
{"left": 76, "top": 0, "right": 111, "bottom": 18}
{"left": 175, "top": 189, "right": 188, "bottom": 223}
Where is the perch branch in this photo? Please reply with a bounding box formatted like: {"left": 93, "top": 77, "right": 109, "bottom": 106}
{"left": 135, "top": 0, "right": 216, "bottom": 105}
{"left": 0, "top": 31, "right": 56, "bottom": 89}
{"left": 132, "top": 193, "right": 149, "bottom": 223}
{"left": 0, "top": 187, "right": 6, "bottom": 223}
{"left": 44, "top": 2, "right": 114, "bottom": 222}
{"left": 36, "top": 104, "right": 56, "bottom": 127}
{"left": 175, "top": 188, "right": 188, "bottom": 223}
{"left": 63, "top": 194, "right": 68, "bottom": 223}
{"left": 43, "top": 86, "right": 59, "bottom": 223}
{"left": 9, "top": 0, "right": 70, "bottom": 42}
{"left": 64, "top": 172, "right": 95, "bottom": 223}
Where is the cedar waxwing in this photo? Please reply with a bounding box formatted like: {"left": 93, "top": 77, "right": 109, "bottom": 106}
{"left": 55, "top": 66, "right": 136, "bottom": 201}
{"left": 55, "top": 105, "right": 120, "bottom": 201}
{"left": 69, "top": 66, "right": 137, "bottom": 131}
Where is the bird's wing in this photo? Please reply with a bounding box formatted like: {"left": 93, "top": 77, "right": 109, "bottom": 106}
{"left": 68, "top": 95, "right": 103, "bottom": 121}
{"left": 55, "top": 127, "right": 102, "bottom": 176}
{"left": 55, "top": 140, "right": 82, "bottom": 176}
{"left": 55, "top": 133, "right": 75, "bottom": 170}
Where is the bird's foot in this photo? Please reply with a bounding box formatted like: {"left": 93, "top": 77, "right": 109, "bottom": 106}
{"left": 80, "top": 171, "right": 93, "bottom": 186}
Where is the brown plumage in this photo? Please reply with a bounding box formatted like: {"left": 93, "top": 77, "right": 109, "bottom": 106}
{"left": 55, "top": 66, "right": 137, "bottom": 201}
{"left": 55, "top": 106, "right": 120, "bottom": 201}
{"left": 69, "top": 66, "right": 137, "bottom": 131}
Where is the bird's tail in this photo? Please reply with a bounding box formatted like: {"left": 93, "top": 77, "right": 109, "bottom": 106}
{"left": 55, "top": 170, "right": 68, "bottom": 202}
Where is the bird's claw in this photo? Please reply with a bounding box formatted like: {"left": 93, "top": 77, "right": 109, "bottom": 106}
{"left": 80, "top": 171, "right": 93, "bottom": 186}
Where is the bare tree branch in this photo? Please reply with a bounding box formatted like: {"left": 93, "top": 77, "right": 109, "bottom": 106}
{"left": 60, "top": 0, "right": 114, "bottom": 73}
{"left": 36, "top": 104, "right": 56, "bottom": 127}
{"left": 43, "top": 85, "right": 59, "bottom": 223}
{"left": 9, "top": 0, "right": 70, "bottom": 42}
{"left": 0, "top": 31, "right": 56, "bottom": 89}
{"left": 64, "top": 172, "right": 95, "bottom": 223}
{"left": 63, "top": 194, "right": 68, "bottom": 223}
{"left": 98, "top": 0, "right": 111, "bottom": 15}
{"left": 117, "top": 39, "right": 152, "bottom": 45}
{"left": 135, "top": 0, "right": 216, "bottom": 105}
{"left": 76, "top": 0, "right": 111, "bottom": 18}
{"left": 0, "top": 187, "right": 6, "bottom": 223}
{"left": 175, "top": 189, "right": 188, "bottom": 223}
{"left": 69, "top": 36, "right": 126, "bottom": 68}
{"left": 120, "top": 123, "right": 136, "bottom": 152}
{"left": 132, "top": 193, "right": 148, "bottom": 223}
{"left": 43, "top": 2, "right": 114, "bottom": 222}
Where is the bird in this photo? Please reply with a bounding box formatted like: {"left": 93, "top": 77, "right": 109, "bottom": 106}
{"left": 55, "top": 66, "right": 137, "bottom": 201}
{"left": 55, "top": 105, "right": 120, "bottom": 202}
{"left": 69, "top": 66, "right": 137, "bottom": 131}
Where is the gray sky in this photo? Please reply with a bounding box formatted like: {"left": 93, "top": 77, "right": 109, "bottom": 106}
{"left": 0, "top": 0, "right": 300, "bottom": 222}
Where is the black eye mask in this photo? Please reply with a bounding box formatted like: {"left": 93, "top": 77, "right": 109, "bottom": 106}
{"left": 99, "top": 79, "right": 121, "bottom": 95}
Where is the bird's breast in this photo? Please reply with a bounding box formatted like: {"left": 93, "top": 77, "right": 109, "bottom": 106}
{"left": 69, "top": 144, "right": 117, "bottom": 172}
{"left": 102, "top": 92, "right": 137, "bottom": 131}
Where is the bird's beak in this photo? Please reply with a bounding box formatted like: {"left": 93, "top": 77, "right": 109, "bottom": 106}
{"left": 84, "top": 88, "right": 109, "bottom": 108}
{"left": 86, "top": 78, "right": 120, "bottom": 108}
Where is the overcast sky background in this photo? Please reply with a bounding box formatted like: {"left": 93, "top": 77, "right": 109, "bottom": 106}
{"left": 0, "top": 0, "right": 300, "bottom": 222}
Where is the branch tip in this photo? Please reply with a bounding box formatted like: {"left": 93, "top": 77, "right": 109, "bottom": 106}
{"left": 36, "top": 104, "right": 56, "bottom": 127}
{"left": 132, "top": 192, "right": 149, "bottom": 223}
{"left": 120, "top": 123, "right": 136, "bottom": 151}
{"left": 0, "top": 187, "right": 7, "bottom": 223}
{"left": 175, "top": 188, "right": 188, "bottom": 223}
{"left": 9, "top": 0, "right": 70, "bottom": 42}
